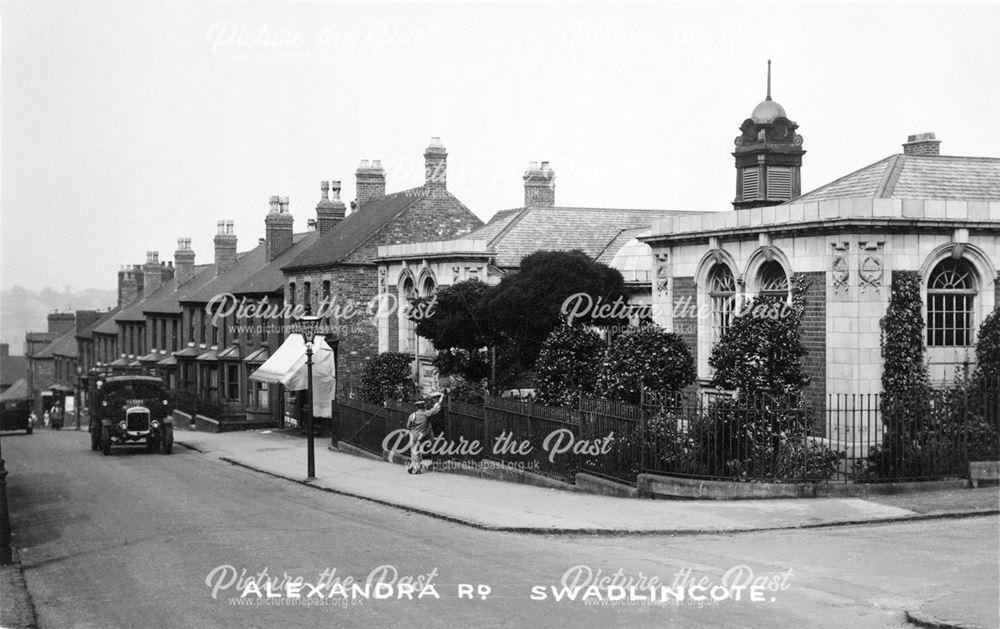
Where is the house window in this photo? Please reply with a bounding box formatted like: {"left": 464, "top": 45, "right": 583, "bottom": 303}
{"left": 742, "top": 168, "right": 759, "bottom": 199}
{"left": 226, "top": 364, "right": 240, "bottom": 400}
{"left": 709, "top": 265, "right": 737, "bottom": 345}
{"left": 289, "top": 282, "right": 296, "bottom": 309}
{"left": 758, "top": 261, "right": 789, "bottom": 300}
{"left": 172, "top": 320, "right": 178, "bottom": 351}
{"left": 927, "top": 258, "right": 977, "bottom": 347}
{"left": 304, "top": 281, "right": 312, "bottom": 314}
{"left": 160, "top": 319, "right": 167, "bottom": 351}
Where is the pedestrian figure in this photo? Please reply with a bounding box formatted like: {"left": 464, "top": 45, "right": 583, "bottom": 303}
{"left": 43, "top": 409, "right": 50, "bottom": 428}
{"left": 406, "top": 390, "right": 446, "bottom": 475}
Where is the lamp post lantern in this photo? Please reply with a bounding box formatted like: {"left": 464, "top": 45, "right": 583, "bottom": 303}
{"left": 295, "top": 314, "right": 322, "bottom": 479}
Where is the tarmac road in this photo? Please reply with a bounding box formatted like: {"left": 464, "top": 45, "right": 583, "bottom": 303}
{"left": 3, "top": 429, "right": 997, "bottom": 629}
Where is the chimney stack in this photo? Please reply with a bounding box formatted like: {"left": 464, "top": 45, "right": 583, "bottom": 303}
{"left": 265, "top": 195, "right": 294, "bottom": 261}
{"left": 523, "top": 161, "right": 556, "bottom": 207}
{"left": 47, "top": 312, "right": 75, "bottom": 335}
{"left": 315, "top": 180, "right": 346, "bottom": 234}
{"left": 214, "top": 220, "right": 238, "bottom": 275}
{"left": 74, "top": 309, "right": 102, "bottom": 334}
{"left": 174, "top": 238, "right": 196, "bottom": 284}
{"left": 903, "top": 132, "right": 941, "bottom": 156}
{"left": 424, "top": 137, "right": 447, "bottom": 193}
{"left": 118, "top": 265, "right": 143, "bottom": 306}
{"left": 143, "top": 251, "right": 166, "bottom": 297}
{"left": 355, "top": 159, "right": 386, "bottom": 208}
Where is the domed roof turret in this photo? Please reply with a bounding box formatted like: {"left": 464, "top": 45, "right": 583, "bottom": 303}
{"left": 751, "top": 97, "right": 786, "bottom": 124}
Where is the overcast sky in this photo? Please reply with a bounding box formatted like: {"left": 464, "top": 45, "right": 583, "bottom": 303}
{"left": 2, "top": 0, "right": 998, "bottom": 291}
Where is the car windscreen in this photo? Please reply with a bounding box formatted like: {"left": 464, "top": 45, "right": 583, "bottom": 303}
{"left": 103, "top": 381, "right": 165, "bottom": 400}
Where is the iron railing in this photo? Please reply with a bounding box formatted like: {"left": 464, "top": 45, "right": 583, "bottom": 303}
{"left": 334, "top": 382, "right": 1000, "bottom": 486}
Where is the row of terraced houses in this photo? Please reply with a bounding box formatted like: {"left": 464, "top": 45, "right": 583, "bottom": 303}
{"left": 19, "top": 82, "right": 1000, "bottom": 431}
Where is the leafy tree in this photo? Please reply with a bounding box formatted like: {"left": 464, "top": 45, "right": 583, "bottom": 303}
{"left": 359, "top": 352, "right": 413, "bottom": 404}
{"left": 709, "top": 276, "right": 810, "bottom": 400}
{"left": 534, "top": 324, "right": 605, "bottom": 407}
{"left": 410, "top": 279, "right": 495, "bottom": 383}
{"left": 596, "top": 325, "right": 695, "bottom": 404}
{"left": 477, "top": 250, "right": 628, "bottom": 374}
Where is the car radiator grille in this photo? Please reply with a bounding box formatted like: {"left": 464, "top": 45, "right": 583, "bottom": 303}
{"left": 126, "top": 410, "right": 150, "bottom": 431}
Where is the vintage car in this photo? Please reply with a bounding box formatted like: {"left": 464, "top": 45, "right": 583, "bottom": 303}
{"left": 0, "top": 398, "right": 33, "bottom": 434}
{"left": 89, "top": 375, "right": 173, "bottom": 455}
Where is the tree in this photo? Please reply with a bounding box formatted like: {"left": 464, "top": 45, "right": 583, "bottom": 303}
{"left": 534, "top": 324, "right": 605, "bottom": 407}
{"left": 596, "top": 325, "right": 695, "bottom": 404}
{"left": 709, "top": 276, "right": 810, "bottom": 400}
{"left": 477, "top": 251, "right": 628, "bottom": 374}
{"left": 410, "top": 279, "right": 495, "bottom": 383}
{"left": 359, "top": 352, "right": 414, "bottom": 404}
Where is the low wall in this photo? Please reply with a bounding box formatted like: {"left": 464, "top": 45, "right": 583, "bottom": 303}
{"left": 575, "top": 473, "right": 640, "bottom": 499}
{"left": 637, "top": 473, "right": 969, "bottom": 500}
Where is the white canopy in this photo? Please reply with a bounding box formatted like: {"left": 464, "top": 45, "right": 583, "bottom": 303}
{"left": 249, "top": 334, "right": 335, "bottom": 418}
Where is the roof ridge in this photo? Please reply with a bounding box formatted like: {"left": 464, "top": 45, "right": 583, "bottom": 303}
{"left": 876, "top": 154, "right": 906, "bottom": 198}
{"left": 793, "top": 154, "right": 897, "bottom": 202}
{"left": 488, "top": 207, "right": 532, "bottom": 248}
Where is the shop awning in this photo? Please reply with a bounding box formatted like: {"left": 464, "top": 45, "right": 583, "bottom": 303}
{"left": 250, "top": 334, "right": 335, "bottom": 418}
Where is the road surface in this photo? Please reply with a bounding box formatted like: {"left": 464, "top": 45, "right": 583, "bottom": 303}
{"left": 3, "top": 429, "right": 997, "bottom": 628}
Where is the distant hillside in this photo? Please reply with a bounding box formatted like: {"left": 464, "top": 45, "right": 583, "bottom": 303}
{"left": 1, "top": 286, "right": 117, "bottom": 355}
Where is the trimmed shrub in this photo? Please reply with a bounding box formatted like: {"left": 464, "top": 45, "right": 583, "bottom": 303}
{"left": 595, "top": 325, "right": 695, "bottom": 404}
{"left": 359, "top": 352, "right": 413, "bottom": 405}
{"left": 534, "top": 324, "right": 604, "bottom": 407}
{"left": 974, "top": 306, "right": 1000, "bottom": 385}
{"left": 709, "top": 276, "right": 810, "bottom": 400}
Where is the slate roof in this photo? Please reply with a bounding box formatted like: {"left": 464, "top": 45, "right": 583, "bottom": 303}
{"left": 284, "top": 189, "right": 428, "bottom": 271}
{"left": 232, "top": 232, "right": 319, "bottom": 295}
{"left": 0, "top": 354, "right": 27, "bottom": 387}
{"left": 36, "top": 327, "right": 78, "bottom": 359}
{"left": 794, "top": 154, "right": 1000, "bottom": 204}
{"left": 131, "top": 263, "right": 217, "bottom": 317}
{"left": 468, "top": 206, "right": 697, "bottom": 269}
{"left": 0, "top": 378, "right": 28, "bottom": 400}
{"left": 76, "top": 307, "right": 120, "bottom": 339}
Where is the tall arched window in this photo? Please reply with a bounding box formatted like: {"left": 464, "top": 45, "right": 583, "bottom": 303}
{"left": 927, "top": 258, "right": 977, "bottom": 347}
{"left": 709, "top": 265, "right": 737, "bottom": 345}
{"left": 758, "top": 260, "right": 789, "bottom": 300}
{"left": 400, "top": 276, "right": 416, "bottom": 353}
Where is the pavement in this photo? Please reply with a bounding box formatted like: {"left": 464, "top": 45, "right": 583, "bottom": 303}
{"left": 1, "top": 549, "right": 38, "bottom": 629}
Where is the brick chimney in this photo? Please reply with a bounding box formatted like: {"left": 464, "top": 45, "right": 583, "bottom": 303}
{"left": 142, "top": 251, "right": 165, "bottom": 297}
{"left": 265, "top": 196, "right": 294, "bottom": 261}
{"left": 424, "top": 137, "right": 447, "bottom": 193}
{"left": 118, "top": 265, "right": 143, "bottom": 306}
{"left": 74, "top": 310, "right": 102, "bottom": 334}
{"left": 355, "top": 160, "right": 386, "bottom": 208}
{"left": 174, "top": 238, "right": 196, "bottom": 284}
{"left": 523, "top": 161, "right": 556, "bottom": 207}
{"left": 903, "top": 132, "right": 941, "bottom": 156}
{"left": 315, "top": 180, "right": 346, "bottom": 234}
{"left": 47, "top": 312, "right": 75, "bottom": 334}
{"left": 214, "top": 220, "right": 238, "bottom": 275}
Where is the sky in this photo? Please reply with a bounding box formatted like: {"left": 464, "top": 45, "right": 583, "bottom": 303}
{"left": 2, "top": 0, "right": 998, "bottom": 291}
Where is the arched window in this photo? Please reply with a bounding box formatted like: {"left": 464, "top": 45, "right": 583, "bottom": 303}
{"left": 709, "top": 265, "right": 737, "bottom": 345}
{"left": 421, "top": 275, "right": 436, "bottom": 298}
{"left": 400, "top": 276, "right": 416, "bottom": 353}
{"left": 927, "top": 258, "right": 977, "bottom": 347}
{"left": 758, "top": 260, "right": 789, "bottom": 299}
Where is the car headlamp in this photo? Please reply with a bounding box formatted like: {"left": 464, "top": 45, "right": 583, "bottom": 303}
{"left": 151, "top": 420, "right": 160, "bottom": 429}
{"left": 118, "top": 421, "right": 127, "bottom": 431}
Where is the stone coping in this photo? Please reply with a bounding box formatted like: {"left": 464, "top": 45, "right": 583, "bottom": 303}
{"left": 377, "top": 238, "right": 491, "bottom": 261}
{"left": 647, "top": 197, "right": 999, "bottom": 242}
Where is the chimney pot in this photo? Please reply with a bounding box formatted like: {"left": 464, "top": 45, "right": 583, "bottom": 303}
{"left": 356, "top": 159, "right": 387, "bottom": 208}
{"left": 523, "top": 160, "right": 556, "bottom": 208}
{"left": 424, "top": 137, "right": 447, "bottom": 190}
{"left": 265, "top": 195, "right": 295, "bottom": 260}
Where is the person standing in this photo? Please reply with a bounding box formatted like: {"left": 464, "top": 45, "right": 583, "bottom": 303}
{"left": 406, "top": 390, "right": 446, "bottom": 475}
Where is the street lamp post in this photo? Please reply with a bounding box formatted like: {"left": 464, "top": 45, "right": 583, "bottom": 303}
{"left": 295, "top": 314, "right": 322, "bottom": 480}
{"left": 75, "top": 366, "right": 83, "bottom": 431}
